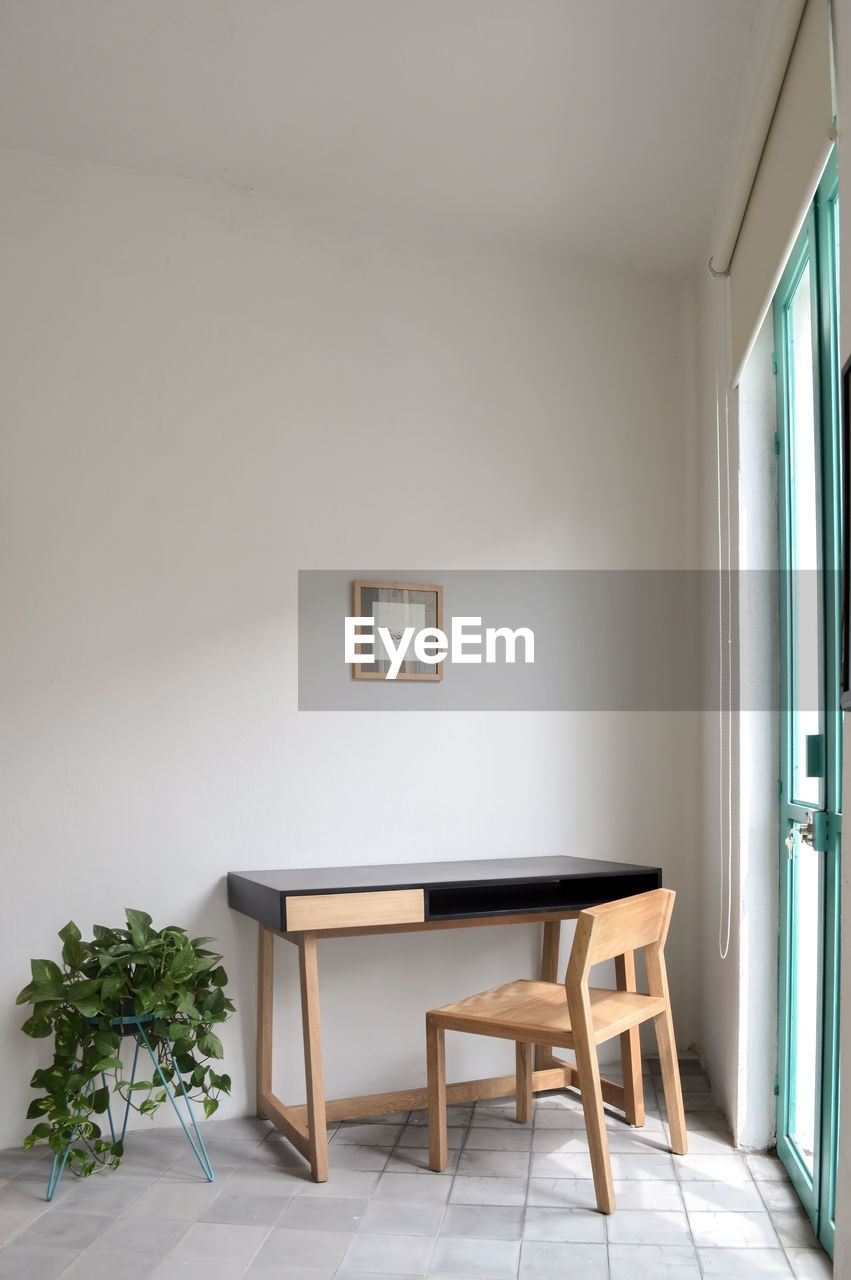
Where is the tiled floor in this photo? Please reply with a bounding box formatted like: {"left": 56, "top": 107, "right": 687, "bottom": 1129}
{"left": 0, "top": 1059, "right": 832, "bottom": 1279}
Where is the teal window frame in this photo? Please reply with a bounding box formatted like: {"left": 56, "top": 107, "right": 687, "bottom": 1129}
{"left": 773, "top": 148, "right": 841, "bottom": 1258}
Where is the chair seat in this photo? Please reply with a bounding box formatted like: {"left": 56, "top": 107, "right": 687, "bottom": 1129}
{"left": 431, "top": 979, "right": 667, "bottom": 1048}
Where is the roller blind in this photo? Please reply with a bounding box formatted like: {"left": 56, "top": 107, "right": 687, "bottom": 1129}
{"left": 729, "top": 0, "right": 835, "bottom": 386}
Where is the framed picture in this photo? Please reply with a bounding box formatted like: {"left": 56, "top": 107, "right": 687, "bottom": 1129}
{"left": 352, "top": 580, "right": 444, "bottom": 681}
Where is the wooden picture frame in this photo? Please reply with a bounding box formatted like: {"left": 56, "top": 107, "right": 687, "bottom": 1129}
{"left": 352, "top": 580, "right": 444, "bottom": 681}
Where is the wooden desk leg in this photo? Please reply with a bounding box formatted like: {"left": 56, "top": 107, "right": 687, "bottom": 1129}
{"left": 257, "top": 925, "right": 274, "bottom": 1114}
{"left": 615, "top": 951, "right": 644, "bottom": 1127}
{"left": 535, "top": 920, "right": 561, "bottom": 1069}
{"left": 298, "top": 932, "right": 329, "bottom": 1182}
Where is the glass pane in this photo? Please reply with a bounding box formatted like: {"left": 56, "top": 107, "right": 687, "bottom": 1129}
{"left": 787, "top": 262, "right": 823, "bottom": 808}
{"left": 787, "top": 823, "right": 821, "bottom": 1175}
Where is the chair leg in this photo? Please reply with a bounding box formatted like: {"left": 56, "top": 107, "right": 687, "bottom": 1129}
{"left": 654, "top": 1010, "right": 687, "bottom": 1155}
{"left": 516, "top": 1042, "right": 533, "bottom": 1124}
{"left": 615, "top": 954, "right": 644, "bottom": 1127}
{"left": 619, "top": 1026, "right": 645, "bottom": 1128}
{"left": 426, "top": 1015, "right": 448, "bottom": 1171}
{"left": 574, "top": 1038, "right": 615, "bottom": 1214}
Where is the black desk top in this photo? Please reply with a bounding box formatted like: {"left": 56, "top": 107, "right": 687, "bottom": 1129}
{"left": 227, "top": 856, "right": 662, "bottom": 932}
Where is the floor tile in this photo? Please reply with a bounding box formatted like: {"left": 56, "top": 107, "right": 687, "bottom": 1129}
{"left": 676, "top": 1151, "right": 754, "bottom": 1183}
{"left": 428, "top": 1236, "right": 520, "bottom": 1278}
{"left": 439, "top": 1204, "right": 524, "bottom": 1240}
{"left": 341, "top": 1231, "right": 435, "bottom": 1274}
{"left": 448, "top": 1175, "right": 527, "bottom": 1207}
{"left": 769, "top": 1209, "right": 819, "bottom": 1249}
{"left": 521, "top": 1206, "right": 605, "bottom": 1243}
{"left": 88, "top": 1216, "right": 191, "bottom": 1257}
{"left": 333, "top": 1274, "right": 426, "bottom": 1280}
{"left": 296, "top": 1169, "right": 381, "bottom": 1198}
{"left": 250, "top": 1225, "right": 353, "bottom": 1270}
{"left": 55, "top": 1176, "right": 150, "bottom": 1215}
{"left": 608, "top": 1243, "right": 701, "bottom": 1279}
{"left": 0, "top": 1244, "right": 80, "bottom": 1278}
{"left": 680, "top": 1179, "right": 764, "bottom": 1212}
{"left": 200, "top": 1189, "right": 289, "bottom": 1225}
{"left": 697, "top": 1246, "right": 794, "bottom": 1276}
{"left": 688, "top": 1209, "right": 781, "bottom": 1249}
{"left": 386, "top": 1147, "right": 460, "bottom": 1174}
{"left": 279, "top": 1195, "right": 369, "bottom": 1231}
{"left": 0, "top": 1150, "right": 51, "bottom": 1179}
{"left": 13, "top": 1208, "right": 112, "bottom": 1251}
{"left": 786, "top": 1247, "right": 834, "bottom": 1278}
{"left": 336, "top": 1124, "right": 406, "bottom": 1146}
{"left": 150, "top": 1260, "right": 254, "bottom": 1280}
{"left": 456, "top": 1148, "right": 530, "bottom": 1178}
{"left": 397, "top": 1126, "right": 464, "bottom": 1150}
{"left": 375, "top": 1172, "right": 452, "bottom": 1203}
{"left": 407, "top": 1105, "right": 472, "bottom": 1127}
{"left": 0, "top": 1206, "right": 46, "bottom": 1244}
{"left": 125, "top": 1180, "right": 232, "bottom": 1220}
{"left": 529, "top": 1150, "right": 594, "bottom": 1179}
{"left": 745, "top": 1152, "right": 791, "bottom": 1181}
{"left": 245, "top": 1265, "right": 337, "bottom": 1280}
{"left": 526, "top": 1177, "right": 597, "bottom": 1210}
{"left": 757, "top": 1179, "right": 805, "bottom": 1211}
{"left": 518, "top": 1239, "right": 608, "bottom": 1279}
{"left": 331, "top": 1143, "right": 395, "bottom": 1170}
{"left": 359, "top": 1200, "right": 446, "bottom": 1236}
{"left": 529, "top": 1107, "right": 587, "bottom": 1130}
{"left": 463, "top": 1126, "right": 532, "bottom": 1150}
{"left": 610, "top": 1151, "right": 677, "bottom": 1180}
{"left": 606, "top": 1209, "right": 693, "bottom": 1246}
{"left": 166, "top": 1221, "right": 271, "bottom": 1264}
{"left": 63, "top": 1251, "right": 160, "bottom": 1280}
{"left": 610, "top": 1178, "right": 684, "bottom": 1211}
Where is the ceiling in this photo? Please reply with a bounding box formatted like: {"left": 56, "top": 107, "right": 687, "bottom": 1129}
{"left": 0, "top": 0, "right": 776, "bottom": 274}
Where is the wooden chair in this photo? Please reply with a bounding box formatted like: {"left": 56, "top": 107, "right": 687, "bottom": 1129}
{"left": 426, "top": 887, "right": 687, "bottom": 1213}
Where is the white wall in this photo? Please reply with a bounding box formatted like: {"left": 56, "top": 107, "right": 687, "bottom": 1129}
{"left": 0, "top": 147, "right": 698, "bottom": 1149}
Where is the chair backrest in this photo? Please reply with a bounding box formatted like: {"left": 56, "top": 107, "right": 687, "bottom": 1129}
{"left": 565, "top": 887, "right": 675, "bottom": 995}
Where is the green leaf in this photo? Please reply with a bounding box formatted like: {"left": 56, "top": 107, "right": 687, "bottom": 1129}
{"left": 90, "top": 1087, "right": 110, "bottom": 1115}
{"left": 30, "top": 958, "right": 63, "bottom": 985}
{"left": 125, "top": 909, "right": 153, "bottom": 949}
{"left": 92, "top": 924, "right": 119, "bottom": 942}
{"left": 99, "top": 974, "right": 128, "bottom": 1004}
{"left": 20, "top": 1013, "right": 54, "bottom": 1038}
{"left": 59, "top": 920, "right": 84, "bottom": 969}
{"left": 176, "top": 992, "right": 197, "bottom": 1018}
{"left": 197, "top": 1031, "right": 223, "bottom": 1059}
{"left": 203, "top": 1097, "right": 219, "bottom": 1118}
{"left": 21, "top": 980, "right": 66, "bottom": 1004}
{"left": 92, "top": 1056, "right": 122, "bottom": 1074}
{"left": 139, "top": 1099, "right": 158, "bottom": 1115}
{"left": 93, "top": 1032, "right": 120, "bottom": 1057}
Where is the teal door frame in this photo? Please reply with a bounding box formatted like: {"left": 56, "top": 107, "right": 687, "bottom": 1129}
{"left": 773, "top": 150, "right": 841, "bottom": 1257}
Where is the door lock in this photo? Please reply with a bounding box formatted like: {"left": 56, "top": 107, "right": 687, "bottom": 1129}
{"left": 785, "top": 812, "right": 814, "bottom": 859}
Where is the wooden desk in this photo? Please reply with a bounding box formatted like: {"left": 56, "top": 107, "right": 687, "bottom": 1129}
{"left": 227, "top": 855, "right": 662, "bottom": 1181}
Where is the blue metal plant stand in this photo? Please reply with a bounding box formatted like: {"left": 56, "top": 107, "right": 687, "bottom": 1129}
{"left": 46, "top": 1015, "right": 214, "bottom": 1200}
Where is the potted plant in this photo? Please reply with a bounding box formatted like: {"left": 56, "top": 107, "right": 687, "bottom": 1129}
{"left": 16, "top": 908, "right": 234, "bottom": 1182}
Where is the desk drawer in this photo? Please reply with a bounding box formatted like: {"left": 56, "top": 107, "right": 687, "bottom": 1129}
{"left": 285, "top": 889, "right": 425, "bottom": 931}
